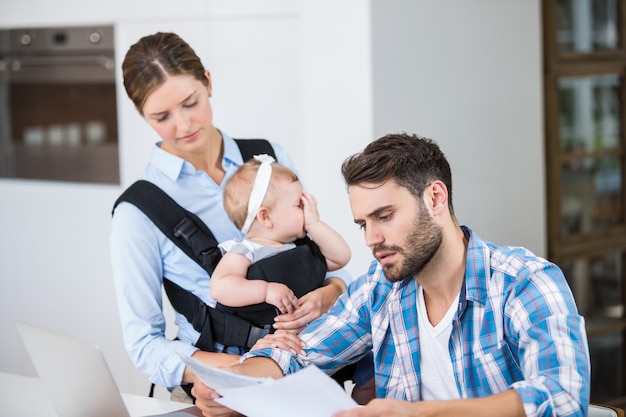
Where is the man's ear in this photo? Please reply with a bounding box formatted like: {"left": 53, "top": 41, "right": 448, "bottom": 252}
{"left": 427, "top": 180, "right": 448, "bottom": 215}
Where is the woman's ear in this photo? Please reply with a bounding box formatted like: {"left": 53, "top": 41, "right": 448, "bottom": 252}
{"left": 204, "top": 70, "right": 213, "bottom": 97}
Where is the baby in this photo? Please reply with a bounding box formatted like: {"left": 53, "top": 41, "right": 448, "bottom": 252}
{"left": 211, "top": 155, "right": 351, "bottom": 320}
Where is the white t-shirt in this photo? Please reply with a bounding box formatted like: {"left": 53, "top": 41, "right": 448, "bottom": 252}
{"left": 417, "top": 284, "right": 461, "bottom": 400}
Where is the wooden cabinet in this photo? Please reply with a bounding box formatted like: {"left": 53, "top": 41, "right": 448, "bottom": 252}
{"left": 543, "top": 0, "right": 626, "bottom": 407}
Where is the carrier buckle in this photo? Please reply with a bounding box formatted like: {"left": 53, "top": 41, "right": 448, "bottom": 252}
{"left": 246, "top": 324, "right": 272, "bottom": 348}
{"left": 173, "top": 217, "right": 198, "bottom": 245}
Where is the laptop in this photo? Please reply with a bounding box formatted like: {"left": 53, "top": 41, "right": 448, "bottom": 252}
{"left": 16, "top": 321, "right": 199, "bottom": 417}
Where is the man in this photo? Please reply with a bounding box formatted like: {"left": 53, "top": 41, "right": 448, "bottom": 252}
{"left": 192, "top": 133, "right": 590, "bottom": 417}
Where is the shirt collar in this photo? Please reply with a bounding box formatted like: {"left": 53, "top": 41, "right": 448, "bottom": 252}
{"left": 149, "top": 130, "right": 241, "bottom": 181}
{"left": 221, "top": 131, "right": 245, "bottom": 167}
{"left": 394, "top": 226, "right": 484, "bottom": 320}
{"left": 459, "top": 225, "right": 490, "bottom": 311}
{"left": 150, "top": 143, "right": 187, "bottom": 181}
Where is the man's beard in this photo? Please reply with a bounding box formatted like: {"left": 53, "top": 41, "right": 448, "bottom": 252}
{"left": 374, "top": 204, "right": 442, "bottom": 282}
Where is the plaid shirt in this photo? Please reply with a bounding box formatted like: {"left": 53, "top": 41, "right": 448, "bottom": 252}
{"left": 244, "top": 226, "right": 590, "bottom": 417}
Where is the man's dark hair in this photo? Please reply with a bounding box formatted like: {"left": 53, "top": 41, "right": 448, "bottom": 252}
{"left": 341, "top": 133, "right": 455, "bottom": 217}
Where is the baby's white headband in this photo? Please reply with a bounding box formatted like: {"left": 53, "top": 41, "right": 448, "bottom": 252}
{"left": 240, "top": 154, "right": 275, "bottom": 235}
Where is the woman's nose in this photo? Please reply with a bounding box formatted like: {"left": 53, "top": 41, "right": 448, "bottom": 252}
{"left": 174, "top": 112, "right": 191, "bottom": 132}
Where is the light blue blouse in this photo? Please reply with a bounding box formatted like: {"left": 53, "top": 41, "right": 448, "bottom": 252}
{"left": 110, "top": 132, "right": 350, "bottom": 388}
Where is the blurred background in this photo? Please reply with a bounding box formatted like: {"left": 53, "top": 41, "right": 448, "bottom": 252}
{"left": 0, "top": 0, "right": 623, "bottom": 408}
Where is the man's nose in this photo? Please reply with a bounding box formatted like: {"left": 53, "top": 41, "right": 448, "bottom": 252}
{"left": 364, "top": 224, "right": 383, "bottom": 248}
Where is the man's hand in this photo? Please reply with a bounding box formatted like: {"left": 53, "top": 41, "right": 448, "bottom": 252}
{"left": 332, "top": 389, "right": 526, "bottom": 417}
{"left": 332, "top": 398, "right": 410, "bottom": 417}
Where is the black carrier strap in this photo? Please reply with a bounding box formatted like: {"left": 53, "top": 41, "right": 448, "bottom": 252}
{"left": 112, "top": 139, "right": 277, "bottom": 351}
{"left": 235, "top": 138, "right": 276, "bottom": 161}
{"left": 113, "top": 180, "right": 222, "bottom": 275}
{"left": 162, "top": 279, "right": 272, "bottom": 350}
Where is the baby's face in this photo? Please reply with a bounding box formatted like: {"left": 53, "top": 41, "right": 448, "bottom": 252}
{"left": 268, "top": 179, "right": 306, "bottom": 242}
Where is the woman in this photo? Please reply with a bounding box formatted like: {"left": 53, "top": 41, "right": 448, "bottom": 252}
{"left": 110, "top": 32, "right": 349, "bottom": 401}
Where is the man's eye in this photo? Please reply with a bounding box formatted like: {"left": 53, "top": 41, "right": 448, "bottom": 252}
{"left": 380, "top": 213, "right": 392, "bottom": 221}
{"left": 358, "top": 223, "right": 366, "bottom": 230}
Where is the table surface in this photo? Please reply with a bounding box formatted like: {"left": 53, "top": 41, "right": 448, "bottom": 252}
{"left": 0, "top": 371, "right": 190, "bottom": 417}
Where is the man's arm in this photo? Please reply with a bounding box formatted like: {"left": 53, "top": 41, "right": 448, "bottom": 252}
{"left": 182, "top": 350, "right": 241, "bottom": 384}
{"left": 228, "top": 356, "right": 285, "bottom": 379}
{"left": 333, "top": 389, "right": 525, "bottom": 417}
{"left": 193, "top": 357, "right": 285, "bottom": 417}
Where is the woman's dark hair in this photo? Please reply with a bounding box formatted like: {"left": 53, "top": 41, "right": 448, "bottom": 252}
{"left": 122, "top": 32, "right": 207, "bottom": 114}
{"left": 341, "top": 133, "right": 455, "bottom": 216}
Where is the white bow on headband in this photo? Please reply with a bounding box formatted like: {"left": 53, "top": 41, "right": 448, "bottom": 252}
{"left": 240, "top": 154, "right": 275, "bottom": 235}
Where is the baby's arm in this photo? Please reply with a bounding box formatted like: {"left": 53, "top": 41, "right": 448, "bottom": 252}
{"left": 301, "top": 191, "right": 351, "bottom": 271}
{"left": 211, "top": 252, "right": 300, "bottom": 313}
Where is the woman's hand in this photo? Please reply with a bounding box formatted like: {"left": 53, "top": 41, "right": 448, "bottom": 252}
{"left": 192, "top": 378, "right": 244, "bottom": 417}
{"left": 273, "top": 277, "right": 346, "bottom": 332}
{"left": 251, "top": 330, "right": 304, "bottom": 354}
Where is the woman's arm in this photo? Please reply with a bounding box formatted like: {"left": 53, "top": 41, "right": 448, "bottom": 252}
{"left": 111, "top": 203, "right": 198, "bottom": 388}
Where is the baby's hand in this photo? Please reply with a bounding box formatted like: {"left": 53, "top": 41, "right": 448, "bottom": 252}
{"left": 301, "top": 191, "right": 320, "bottom": 229}
{"left": 266, "top": 282, "right": 300, "bottom": 314}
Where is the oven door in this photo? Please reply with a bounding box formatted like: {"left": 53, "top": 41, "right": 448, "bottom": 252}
{"left": 9, "top": 54, "right": 115, "bottom": 83}
{"left": 0, "top": 57, "right": 11, "bottom": 177}
{"left": 2, "top": 53, "right": 119, "bottom": 183}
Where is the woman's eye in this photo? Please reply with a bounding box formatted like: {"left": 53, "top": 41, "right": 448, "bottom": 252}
{"left": 183, "top": 101, "right": 197, "bottom": 108}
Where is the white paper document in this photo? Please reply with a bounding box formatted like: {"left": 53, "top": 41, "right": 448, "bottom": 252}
{"left": 181, "top": 354, "right": 358, "bottom": 417}
{"left": 179, "top": 353, "right": 270, "bottom": 390}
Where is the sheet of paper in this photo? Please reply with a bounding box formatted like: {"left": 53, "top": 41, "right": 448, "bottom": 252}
{"left": 178, "top": 353, "right": 270, "bottom": 390}
{"left": 215, "top": 365, "right": 359, "bottom": 417}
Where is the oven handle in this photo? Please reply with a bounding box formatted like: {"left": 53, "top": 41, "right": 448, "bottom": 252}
{"left": 7, "top": 55, "right": 115, "bottom": 83}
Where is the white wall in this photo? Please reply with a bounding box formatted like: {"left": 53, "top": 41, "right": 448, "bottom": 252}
{"left": 371, "top": 0, "right": 545, "bottom": 254}
{"left": 0, "top": 0, "right": 373, "bottom": 398}
{"left": 0, "top": 0, "right": 544, "bottom": 400}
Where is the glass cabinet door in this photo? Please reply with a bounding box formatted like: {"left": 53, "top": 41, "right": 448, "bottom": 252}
{"left": 558, "top": 74, "right": 623, "bottom": 237}
{"left": 562, "top": 251, "right": 624, "bottom": 403}
{"left": 558, "top": 0, "right": 619, "bottom": 52}
{"left": 545, "top": 0, "right": 626, "bottom": 408}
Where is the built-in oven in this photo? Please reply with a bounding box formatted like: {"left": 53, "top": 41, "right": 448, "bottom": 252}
{"left": 0, "top": 25, "right": 119, "bottom": 184}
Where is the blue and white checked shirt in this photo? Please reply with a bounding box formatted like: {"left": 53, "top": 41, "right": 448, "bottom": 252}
{"left": 244, "top": 226, "right": 590, "bottom": 417}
